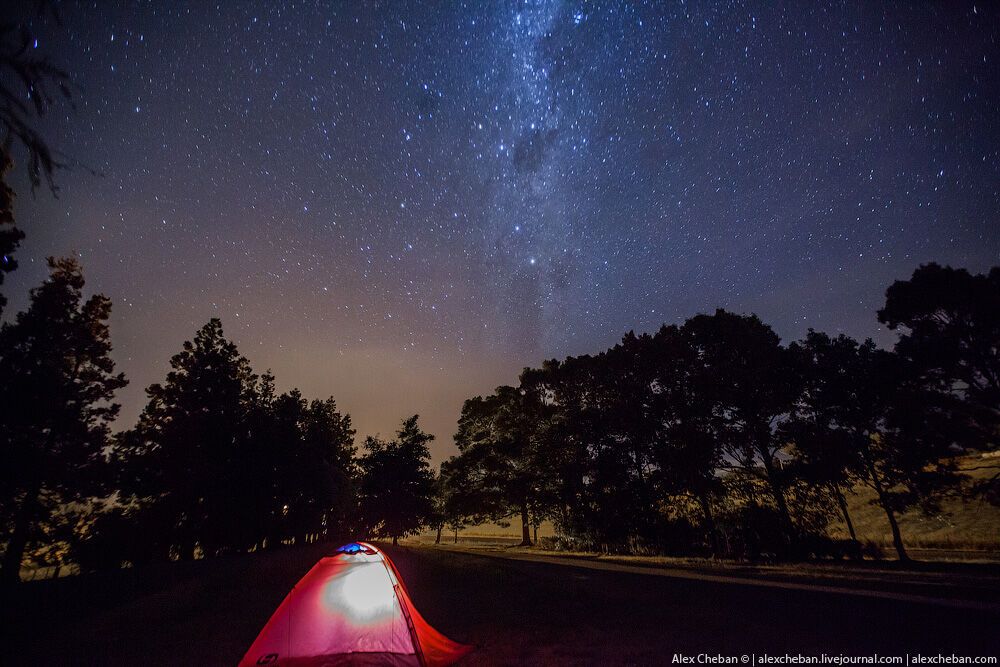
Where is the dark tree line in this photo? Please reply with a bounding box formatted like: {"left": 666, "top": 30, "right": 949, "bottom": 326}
{"left": 441, "top": 265, "right": 999, "bottom": 561}
{"left": 0, "top": 266, "right": 437, "bottom": 582}
{"left": 108, "top": 319, "right": 359, "bottom": 563}
{"left": 1, "top": 258, "right": 996, "bottom": 579}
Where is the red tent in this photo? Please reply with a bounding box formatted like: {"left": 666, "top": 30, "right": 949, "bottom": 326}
{"left": 239, "top": 542, "right": 472, "bottom": 666}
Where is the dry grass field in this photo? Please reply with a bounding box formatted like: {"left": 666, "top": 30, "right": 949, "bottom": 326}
{"left": 423, "top": 453, "right": 1000, "bottom": 561}
{"left": 827, "top": 453, "right": 1000, "bottom": 556}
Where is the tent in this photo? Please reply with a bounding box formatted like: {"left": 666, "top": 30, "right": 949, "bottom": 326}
{"left": 239, "top": 542, "right": 472, "bottom": 666}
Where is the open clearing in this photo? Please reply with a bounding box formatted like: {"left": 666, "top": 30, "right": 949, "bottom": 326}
{"left": 4, "top": 542, "right": 1000, "bottom": 665}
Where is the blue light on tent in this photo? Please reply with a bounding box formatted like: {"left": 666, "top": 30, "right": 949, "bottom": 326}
{"left": 336, "top": 542, "right": 366, "bottom": 554}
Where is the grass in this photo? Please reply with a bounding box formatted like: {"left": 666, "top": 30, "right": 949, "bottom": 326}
{"left": 424, "top": 453, "right": 1000, "bottom": 561}
{"left": 828, "top": 453, "right": 1000, "bottom": 555}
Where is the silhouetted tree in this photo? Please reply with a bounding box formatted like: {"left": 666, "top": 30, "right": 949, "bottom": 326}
{"left": 782, "top": 333, "right": 892, "bottom": 544}
{"left": 0, "top": 147, "right": 24, "bottom": 316}
{"left": 450, "top": 395, "right": 513, "bottom": 531}
{"left": 783, "top": 331, "right": 962, "bottom": 561}
{"left": 254, "top": 391, "right": 356, "bottom": 544}
{"left": 299, "top": 397, "right": 357, "bottom": 538}
{"left": 0, "top": 257, "right": 126, "bottom": 583}
{"left": 878, "top": 263, "right": 1000, "bottom": 450}
{"left": 115, "top": 319, "right": 262, "bottom": 559}
{"left": 429, "top": 471, "right": 447, "bottom": 545}
{"left": 429, "top": 467, "right": 472, "bottom": 545}
{"left": 681, "top": 310, "right": 800, "bottom": 539}
{"left": 115, "top": 320, "right": 357, "bottom": 561}
{"left": 452, "top": 384, "right": 554, "bottom": 546}
{"left": 521, "top": 357, "right": 594, "bottom": 545}
{"left": 646, "top": 324, "right": 727, "bottom": 556}
{"left": 358, "top": 416, "right": 436, "bottom": 546}
{"left": 439, "top": 265, "right": 992, "bottom": 560}
{"left": 437, "top": 459, "right": 474, "bottom": 543}
{"left": 588, "top": 334, "right": 664, "bottom": 550}
{"left": 1, "top": 8, "right": 74, "bottom": 192}
{"left": 0, "top": 7, "right": 88, "bottom": 317}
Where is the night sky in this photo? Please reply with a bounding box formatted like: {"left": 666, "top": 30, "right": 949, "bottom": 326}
{"left": 7, "top": 1, "right": 999, "bottom": 460}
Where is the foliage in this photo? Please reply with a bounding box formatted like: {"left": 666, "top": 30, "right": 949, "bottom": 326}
{"left": 450, "top": 283, "right": 995, "bottom": 561}
{"left": 680, "top": 311, "right": 800, "bottom": 535}
{"left": 113, "top": 319, "right": 356, "bottom": 562}
{"left": 4, "top": 262, "right": 997, "bottom": 575}
{"left": 0, "top": 257, "right": 126, "bottom": 582}
{"left": 878, "top": 263, "right": 1000, "bottom": 450}
{"left": 1, "top": 11, "right": 74, "bottom": 193}
{"left": 0, "top": 147, "right": 24, "bottom": 316}
{"left": 358, "top": 416, "right": 436, "bottom": 545}
{"left": 448, "top": 385, "right": 553, "bottom": 545}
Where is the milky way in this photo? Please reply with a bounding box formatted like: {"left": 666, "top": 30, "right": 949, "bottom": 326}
{"left": 7, "top": 1, "right": 999, "bottom": 459}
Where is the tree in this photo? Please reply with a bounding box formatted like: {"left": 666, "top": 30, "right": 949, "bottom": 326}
{"left": 235, "top": 381, "right": 356, "bottom": 549}
{"left": 681, "top": 310, "right": 800, "bottom": 539}
{"left": 585, "top": 335, "right": 662, "bottom": 551}
{"left": 437, "top": 459, "right": 474, "bottom": 544}
{"left": 782, "top": 333, "right": 892, "bottom": 545}
{"left": 451, "top": 385, "right": 553, "bottom": 546}
{"left": 520, "top": 359, "right": 590, "bottom": 542}
{"left": 115, "top": 319, "right": 262, "bottom": 559}
{"left": 0, "top": 257, "right": 126, "bottom": 583}
{"left": 878, "top": 263, "right": 1000, "bottom": 450}
{"left": 645, "top": 324, "right": 727, "bottom": 556}
{"left": 782, "top": 331, "right": 959, "bottom": 561}
{"left": 0, "top": 147, "right": 24, "bottom": 317}
{"left": 298, "top": 397, "right": 357, "bottom": 538}
{"left": 877, "top": 371, "right": 964, "bottom": 560}
{"left": 0, "top": 7, "right": 87, "bottom": 313}
{"left": 521, "top": 352, "right": 654, "bottom": 552}
{"left": 428, "top": 471, "right": 447, "bottom": 545}
{"left": 1, "top": 10, "right": 74, "bottom": 192}
{"left": 115, "top": 319, "right": 358, "bottom": 561}
{"left": 358, "top": 416, "right": 436, "bottom": 546}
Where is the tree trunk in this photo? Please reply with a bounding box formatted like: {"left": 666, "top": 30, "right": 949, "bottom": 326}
{"left": 435, "top": 526, "right": 442, "bottom": 544}
{"left": 832, "top": 485, "right": 857, "bottom": 542}
{"left": 519, "top": 502, "right": 531, "bottom": 546}
{"left": 533, "top": 524, "right": 538, "bottom": 545}
{"left": 453, "top": 527, "right": 458, "bottom": 544}
{"left": 1, "top": 486, "right": 40, "bottom": 585}
{"left": 882, "top": 504, "right": 908, "bottom": 562}
{"left": 760, "top": 452, "right": 794, "bottom": 536}
{"left": 865, "top": 460, "right": 909, "bottom": 562}
{"left": 392, "top": 535, "right": 398, "bottom": 546}
{"left": 697, "top": 491, "right": 721, "bottom": 557}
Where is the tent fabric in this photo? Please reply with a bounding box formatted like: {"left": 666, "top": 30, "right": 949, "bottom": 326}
{"left": 380, "top": 556, "right": 471, "bottom": 667}
{"left": 240, "top": 543, "right": 471, "bottom": 667}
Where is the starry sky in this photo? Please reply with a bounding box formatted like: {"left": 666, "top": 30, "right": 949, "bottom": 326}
{"left": 7, "top": 1, "right": 999, "bottom": 461}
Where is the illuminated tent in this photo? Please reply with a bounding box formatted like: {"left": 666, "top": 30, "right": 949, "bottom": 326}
{"left": 239, "top": 542, "right": 472, "bottom": 666}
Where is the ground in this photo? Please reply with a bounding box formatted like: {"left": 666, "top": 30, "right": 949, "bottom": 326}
{"left": 4, "top": 540, "right": 1000, "bottom": 665}
{"left": 826, "top": 453, "right": 1000, "bottom": 552}
{"left": 428, "top": 453, "right": 1000, "bottom": 559}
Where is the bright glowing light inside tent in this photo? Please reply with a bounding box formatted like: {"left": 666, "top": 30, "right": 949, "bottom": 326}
{"left": 322, "top": 561, "right": 397, "bottom": 624}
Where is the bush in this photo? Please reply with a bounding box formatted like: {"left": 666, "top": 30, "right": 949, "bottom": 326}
{"left": 715, "top": 505, "right": 792, "bottom": 561}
